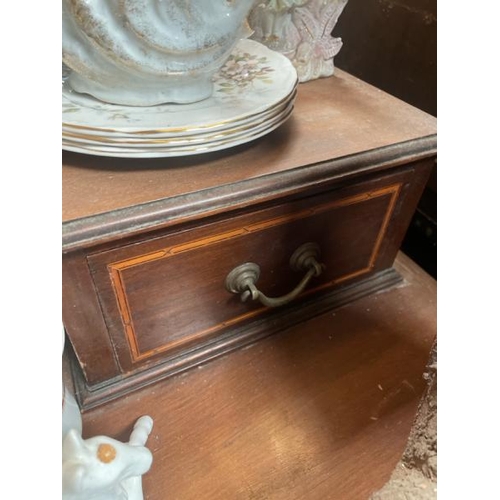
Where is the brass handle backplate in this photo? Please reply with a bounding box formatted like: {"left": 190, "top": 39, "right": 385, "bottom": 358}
{"left": 225, "top": 242, "right": 325, "bottom": 308}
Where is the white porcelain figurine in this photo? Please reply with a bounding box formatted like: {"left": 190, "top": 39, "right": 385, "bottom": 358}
{"left": 249, "top": 0, "right": 348, "bottom": 82}
{"left": 62, "top": 383, "right": 83, "bottom": 441}
{"left": 62, "top": 0, "right": 256, "bottom": 105}
{"left": 62, "top": 415, "right": 154, "bottom": 500}
{"left": 62, "top": 328, "right": 83, "bottom": 441}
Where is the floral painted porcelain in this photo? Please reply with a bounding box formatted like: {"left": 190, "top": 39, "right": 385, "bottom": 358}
{"left": 249, "top": 0, "right": 348, "bottom": 82}
{"left": 62, "top": 0, "right": 256, "bottom": 105}
{"left": 62, "top": 39, "right": 298, "bottom": 158}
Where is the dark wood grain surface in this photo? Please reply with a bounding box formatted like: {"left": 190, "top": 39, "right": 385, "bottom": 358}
{"left": 65, "top": 160, "right": 432, "bottom": 402}
{"left": 63, "top": 70, "right": 437, "bottom": 411}
{"left": 88, "top": 175, "right": 402, "bottom": 369}
{"left": 79, "top": 253, "right": 437, "bottom": 500}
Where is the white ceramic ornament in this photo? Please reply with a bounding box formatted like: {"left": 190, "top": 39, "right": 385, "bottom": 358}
{"left": 249, "top": 0, "right": 348, "bottom": 82}
{"left": 62, "top": 384, "right": 83, "bottom": 441}
{"left": 62, "top": 39, "right": 298, "bottom": 158}
{"left": 62, "top": 0, "right": 257, "bottom": 105}
{"left": 62, "top": 415, "right": 154, "bottom": 500}
{"left": 62, "top": 328, "right": 82, "bottom": 441}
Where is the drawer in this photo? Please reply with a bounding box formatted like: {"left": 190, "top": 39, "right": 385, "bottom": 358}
{"left": 86, "top": 168, "right": 416, "bottom": 383}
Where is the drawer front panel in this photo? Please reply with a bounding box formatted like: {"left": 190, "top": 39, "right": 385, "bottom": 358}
{"left": 89, "top": 180, "right": 403, "bottom": 372}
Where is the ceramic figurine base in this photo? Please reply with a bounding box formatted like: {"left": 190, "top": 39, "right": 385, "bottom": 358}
{"left": 62, "top": 416, "right": 154, "bottom": 500}
{"left": 63, "top": 384, "right": 83, "bottom": 440}
{"left": 68, "top": 71, "right": 215, "bottom": 107}
{"left": 63, "top": 327, "right": 83, "bottom": 440}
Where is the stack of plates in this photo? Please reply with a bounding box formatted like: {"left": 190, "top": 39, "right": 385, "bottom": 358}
{"left": 62, "top": 39, "right": 298, "bottom": 158}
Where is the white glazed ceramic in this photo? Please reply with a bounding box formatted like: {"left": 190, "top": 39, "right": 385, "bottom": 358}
{"left": 63, "top": 86, "right": 296, "bottom": 142}
{"left": 62, "top": 39, "right": 298, "bottom": 158}
{"left": 62, "top": 328, "right": 82, "bottom": 441}
{"left": 62, "top": 415, "right": 154, "bottom": 500}
{"left": 62, "top": 0, "right": 256, "bottom": 105}
{"left": 62, "top": 385, "right": 83, "bottom": 441}
{"left": 62, "top": 104, "right": 294, "bottom": 157}
{"left": 63, "top": 95, "right": 295, "bottom": 148}
{"left": 249, "top": 0, "right": 348, "bottom": 82}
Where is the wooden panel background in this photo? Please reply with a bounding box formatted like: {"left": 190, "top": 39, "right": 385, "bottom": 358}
{"left": 334, "top": 0, "right": 436, "bottom": 117}
{"left": 334, "top": 0, "right": 437, "bottom": 276}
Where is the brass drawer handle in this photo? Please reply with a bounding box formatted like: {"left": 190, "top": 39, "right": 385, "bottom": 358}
{"left": 225, "top": 242, "right": 325, "bottom": 308}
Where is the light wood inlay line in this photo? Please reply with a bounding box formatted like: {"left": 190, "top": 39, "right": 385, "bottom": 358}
{"left": 109, "top": 184, "right": 402, "bottom": 362}
{"left": 110, "top": 185, "right": 399, "bottom": 271}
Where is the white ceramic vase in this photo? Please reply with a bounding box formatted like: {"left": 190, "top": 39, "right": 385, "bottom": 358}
{"left": 62, "top": 0, "right": 256, "bottom": 106}
{"left": 249, "top": 0, "right": 348, "bottom": 82}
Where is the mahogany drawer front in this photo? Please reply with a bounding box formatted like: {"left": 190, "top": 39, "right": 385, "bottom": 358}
{"left": 87, "top": 172, "right": 410, "bottom": 375}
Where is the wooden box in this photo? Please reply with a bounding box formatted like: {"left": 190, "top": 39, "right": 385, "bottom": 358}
{"left": 62, "top": 71, "right": 436, "bottom": 409}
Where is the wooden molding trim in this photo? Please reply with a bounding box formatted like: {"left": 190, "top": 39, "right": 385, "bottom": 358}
{"left": 73, "top": 265, "right": 404, "bottom": 410}
{"left": 62, "top": 137, "right": 435, "bottom": 252}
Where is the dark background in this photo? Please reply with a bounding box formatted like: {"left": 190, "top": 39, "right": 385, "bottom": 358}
{"left": 333, "top": 0, "right": 437, "bottom": 278}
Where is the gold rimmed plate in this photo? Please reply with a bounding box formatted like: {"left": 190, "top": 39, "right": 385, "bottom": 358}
{"left": 62, "top": 39, "right": 298, "bottom": 142}
{"left": 62, "top": 102, "right": 295, "bottom": 158}
{"left": 63, "top": 88, "right": 296, "bottom": 147}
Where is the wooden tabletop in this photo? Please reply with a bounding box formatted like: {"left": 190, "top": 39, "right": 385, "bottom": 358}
{"left": 62, "top": 70, "right": 437, "bottom": 224}
{"left": 77, "top": 253, "right": 437, "bottom": 500}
